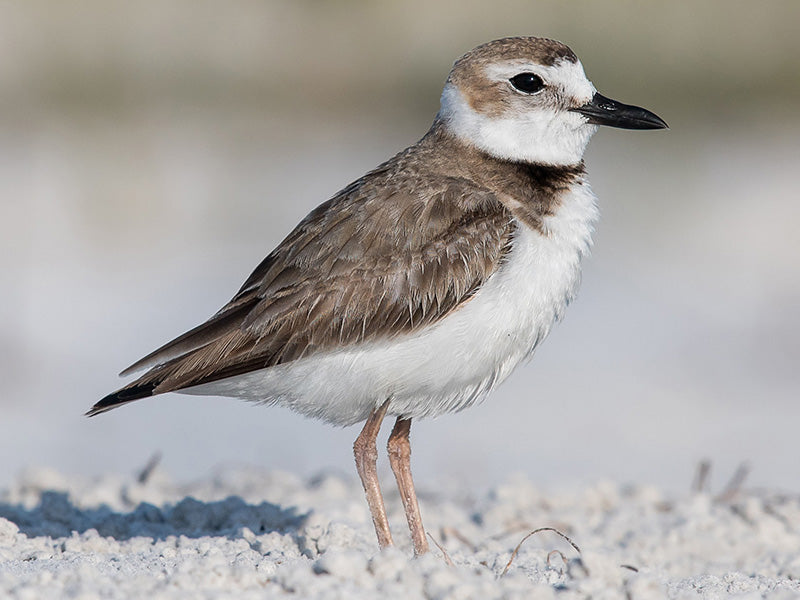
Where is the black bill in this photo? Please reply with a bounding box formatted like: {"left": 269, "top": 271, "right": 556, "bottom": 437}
{"left": 572, "top": 93, "right": 668, "bottom": 130}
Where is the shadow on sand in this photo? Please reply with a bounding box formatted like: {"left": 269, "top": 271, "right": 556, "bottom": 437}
{"left": 0, "top": 490, "right": 308, "bottom": 541}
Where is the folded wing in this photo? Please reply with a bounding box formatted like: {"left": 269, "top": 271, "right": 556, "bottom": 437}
{"left": 88, "top": 172, "right": 513, "bottom": 416}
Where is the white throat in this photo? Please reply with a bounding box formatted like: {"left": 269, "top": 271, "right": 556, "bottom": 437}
{"left": 438, "top": 57, "right": 599, "bottom": 167}
{"left": 439, "top": 84, "right": 597, "bottom": 167}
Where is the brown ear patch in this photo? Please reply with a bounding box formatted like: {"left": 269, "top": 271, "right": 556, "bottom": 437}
{"left": 447, "top": 37, "right": 576, "bottom": 117}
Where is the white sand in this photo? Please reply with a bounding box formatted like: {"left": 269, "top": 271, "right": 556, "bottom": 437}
{"left": 1, "top": 465, "right": 799, "bottom": 599}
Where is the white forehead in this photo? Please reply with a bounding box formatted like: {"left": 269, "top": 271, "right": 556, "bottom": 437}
{"left": 483, "top": 58, "right": 595, "bottom": 104}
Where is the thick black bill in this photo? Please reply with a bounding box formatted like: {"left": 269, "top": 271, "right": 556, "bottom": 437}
{"left": 572, "top": 93, "right": 668, "bottom": 130}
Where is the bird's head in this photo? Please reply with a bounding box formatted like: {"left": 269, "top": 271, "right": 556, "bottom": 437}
{"left": 438, "top": 37, "right": 667, "bottom": 167}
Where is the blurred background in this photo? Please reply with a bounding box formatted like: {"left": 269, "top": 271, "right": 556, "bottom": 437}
{"left": 1, "top": 1, "right": 798, "bottom": 495}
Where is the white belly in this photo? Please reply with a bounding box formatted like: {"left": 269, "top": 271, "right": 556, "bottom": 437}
{"left": 186, "top": 183, "right": 598, "bottom": 425}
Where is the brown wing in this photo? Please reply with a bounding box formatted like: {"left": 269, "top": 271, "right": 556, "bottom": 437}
{"left": 89, "top": 171, "right": 513, "bottom": 415}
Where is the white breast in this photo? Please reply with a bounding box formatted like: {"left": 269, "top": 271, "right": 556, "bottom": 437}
{"left": 186, "top": 181, "right": 598, "bottom": 426}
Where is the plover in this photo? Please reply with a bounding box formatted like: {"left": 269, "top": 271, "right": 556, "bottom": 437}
{"left": 89, "top": 37, "right": 666, "bottom": 555}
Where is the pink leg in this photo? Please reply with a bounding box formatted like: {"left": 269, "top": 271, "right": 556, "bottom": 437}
{"left": 354, "top": 400, "right": 393, "bottom": 549}
{"left": 387, "top": 417, "right": 429, "bottom": 555}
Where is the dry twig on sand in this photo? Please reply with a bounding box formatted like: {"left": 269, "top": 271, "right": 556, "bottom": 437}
{"left": 501, "top": 527, "right": 581, "bottom": 577}
{"left": 427, "top": 532, "right": 454, "bottom": 567}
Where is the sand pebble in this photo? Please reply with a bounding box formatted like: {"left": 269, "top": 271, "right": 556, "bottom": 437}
{"left": 0, "top": 467, "right": 798, "bottom": 599}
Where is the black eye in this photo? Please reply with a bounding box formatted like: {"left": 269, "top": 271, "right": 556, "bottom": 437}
{"left": 509, "top": 72, "right": 544, "bottom": 94}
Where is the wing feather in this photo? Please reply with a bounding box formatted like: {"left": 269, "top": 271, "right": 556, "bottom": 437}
{"left": 92, "top": 173, "right": 514, "bottom": 414}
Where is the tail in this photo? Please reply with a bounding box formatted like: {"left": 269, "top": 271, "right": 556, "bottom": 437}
{"left": 86, "top": 381, "right": 159, "bottom": 417}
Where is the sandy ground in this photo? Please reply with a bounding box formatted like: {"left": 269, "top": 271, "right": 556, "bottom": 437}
{"left": 1, "top": 464, "right": 799, "bottom": 599}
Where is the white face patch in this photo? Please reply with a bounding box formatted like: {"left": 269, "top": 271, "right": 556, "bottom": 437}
{"left": 439, "top": 59, "right": 599, "bottom": 166}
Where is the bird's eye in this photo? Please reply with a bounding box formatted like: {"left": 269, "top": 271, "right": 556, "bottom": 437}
{"left": 509, "top": 73, "right": 544, "bottom": 94}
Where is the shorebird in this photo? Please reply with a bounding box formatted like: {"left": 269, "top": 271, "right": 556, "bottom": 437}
{"left": 89, "top": 37, "right": 667, "bottom": 556}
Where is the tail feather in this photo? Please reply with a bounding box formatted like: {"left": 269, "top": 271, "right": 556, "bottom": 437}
{"left": 86, "top": 381, "right": 159, "bottom": 417}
